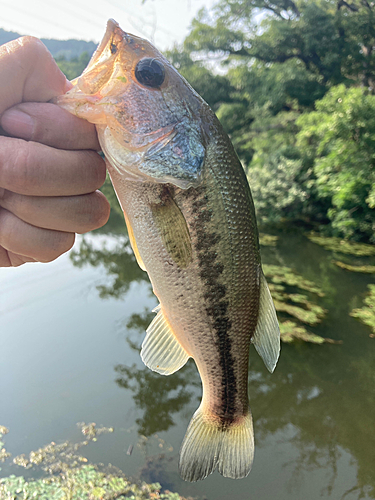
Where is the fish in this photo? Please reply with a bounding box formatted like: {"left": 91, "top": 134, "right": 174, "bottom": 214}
{"left": 55, "top": 19, "right": 280, "bottom": 482}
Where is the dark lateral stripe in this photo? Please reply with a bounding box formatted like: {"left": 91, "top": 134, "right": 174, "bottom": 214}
{"left": 192, "top": 187, "right": 237, "bottom": 424}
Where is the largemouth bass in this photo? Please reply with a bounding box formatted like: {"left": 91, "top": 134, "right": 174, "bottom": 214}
{"left": 56, "top": 19, "right": 280, "bottom": 482}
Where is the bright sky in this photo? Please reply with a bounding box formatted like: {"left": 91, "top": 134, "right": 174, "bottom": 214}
{"left": 0, "top": 0, "right": 216, "bottom": 50}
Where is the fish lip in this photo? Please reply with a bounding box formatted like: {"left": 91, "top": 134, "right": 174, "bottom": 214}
{"left": 86, "top": 19, "right": 120, "bottom": 70}
{"left": 82, "top": 19, "right": 150, "bottom": 83}
{"left": 91, "top": 19, "right": 145, "bottom": 66}
{"left": 105, "top": 18, "right": 148, "bottom": 45}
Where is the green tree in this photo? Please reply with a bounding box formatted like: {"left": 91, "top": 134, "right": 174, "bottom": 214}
{"left": 185, "top": 0, "right": 375, "bottom": 91}
{"left": 297, "top": 84, "right": 375, "bottom": 242}
{"left": 166, "top": 47, "right": 234, "bottom": 111}
{"left": 176, "top": 0, "right": 375, "bottom": 240}
{"left": 55, "top": 51, "right": 91, "bottom": 80}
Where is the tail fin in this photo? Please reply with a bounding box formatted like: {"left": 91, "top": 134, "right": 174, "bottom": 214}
{"left": 179, "top": 405, "right": 254, "bottom": 482}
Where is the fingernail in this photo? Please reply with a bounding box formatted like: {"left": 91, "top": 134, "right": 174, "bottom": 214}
{"left": 1, "top": 109, "right": 35, "bottom": 140}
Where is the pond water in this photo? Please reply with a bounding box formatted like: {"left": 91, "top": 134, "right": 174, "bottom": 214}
{"left": 1, "top": 202, "right": 375, "bottom": 500}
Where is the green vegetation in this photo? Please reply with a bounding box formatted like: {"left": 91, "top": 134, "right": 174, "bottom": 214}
{"left": 351, "top": 284, "right": 375, "bottom": 336}
{"left": 307, "top": 233, "right": 375, "bottom": 256}
{"left": 263, "top": 264, "right": 337, "bottom": 344}
{"left": 307, "top": 233, "right": 375, "bottom": 273}
{"left": 279, "top": 320, "right": 339, "bottom": 344}
{"left": 0, "top": 425, "right": 10, "bottom": 463}
{"left": 297, "top": 85, "right": 375, "bottom": 242}
{"left": 5, "top": 3, "right": 375, "bottom": 244}
{"left": 333, "top": 261, "right": 375, "bottom": 273}
{"left": 0, "top": 468, "right": 183, "bottom": 500}
{"left": 0, "top": 424, "right": 187, "bottom": 500}
{"left": 170, "top": 0, "right": 375, "bottom": 243}
{"left": 259, "top": 233, "right": 278, "bottom": 247}
{"left": 55, "top": 52, "right": 91, "bottom": 81}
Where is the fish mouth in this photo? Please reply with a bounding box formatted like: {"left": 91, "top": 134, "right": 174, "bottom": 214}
{"left": 82, "top": 19, "right": 122, "bottom": 76}
{"left": 77, "top": 19, "right": 147, "bottom": 79}
{"left": 66, "top": 19, "right": 154, "bottom": 97}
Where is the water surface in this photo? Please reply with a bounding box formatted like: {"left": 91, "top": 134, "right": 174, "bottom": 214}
{"left": 1, "top": 214, "right": 374, "bottom": 500}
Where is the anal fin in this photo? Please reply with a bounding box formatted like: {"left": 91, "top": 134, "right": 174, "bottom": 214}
{"left": 141, "top": 305, "right": 190, "bottom": 375}
{"left": 252, "top": 270, "right": 280, "bottom": 373}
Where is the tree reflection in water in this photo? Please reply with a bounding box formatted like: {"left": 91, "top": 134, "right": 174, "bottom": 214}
{"left": 115, "top": 309, "right": 199, "bottom": 438}
{"left": 69, "top": 186, "right": 375, "bottom": 498}
{"left": 115, "top": 362, "right": 197, "bottom": 437}
{"left": 70, "top": 236, "right": 149, "bottom": 299}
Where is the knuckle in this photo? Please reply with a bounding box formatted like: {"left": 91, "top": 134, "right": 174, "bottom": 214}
{"left": 0, "top": 189, "right": 14, "bottom": 211}
{"left": 16, "top": 36, "right": 49, "bottom": 60}
{"left": 0, "top": 209, "right": 18, "bottom": 253}
{"left": 4, "top": 142, "right": 34, "bottom": 194}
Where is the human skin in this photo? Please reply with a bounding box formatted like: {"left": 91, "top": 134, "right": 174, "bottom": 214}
{"left": 0, "top": 36, "right": 110, "bottom": 267}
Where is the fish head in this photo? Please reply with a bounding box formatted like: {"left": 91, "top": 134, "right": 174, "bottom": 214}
{"left": 56, "top": 19, "right": 207, "bottom": 188}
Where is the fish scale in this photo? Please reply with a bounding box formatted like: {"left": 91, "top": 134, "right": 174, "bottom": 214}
{"left": 55, "top": 18, "right": 280, "bottom": 482}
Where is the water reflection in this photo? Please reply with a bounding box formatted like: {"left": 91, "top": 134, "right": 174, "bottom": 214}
{"left": 70, "top": 236, "right": 148, "bottom": 299}
{"left": 116, "top": 309, "right": 375, "bottom": 497}
{"left": 115, "top": 362, "right": 197, "bottom": 437}
{"left": 248, "top": 344, "right": 375, "bottom": 498}
{"left": 115, "top": 309, "right": 199, "bottom": 437}
{"left": 68, "top": 191, "right": 375, "bottom": 497}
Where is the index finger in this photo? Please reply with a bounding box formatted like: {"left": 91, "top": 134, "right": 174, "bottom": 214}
{"left": 0, "top": 36, "right": 71, "bottom": 116}
{"left": 1, "top": 102, "right": 101, "bottom": 151}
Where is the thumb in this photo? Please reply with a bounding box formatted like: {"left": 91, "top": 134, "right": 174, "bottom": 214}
{"left": 0, "top": 36, "right": 72, "bottom": 116}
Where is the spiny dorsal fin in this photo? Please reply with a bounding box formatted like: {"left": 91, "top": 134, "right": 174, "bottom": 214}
{"left": 141, "top": 305, "right": 190, "bottom": 375}
{"left": 124, "top": 212, "right": 146, "bottom": 271}
{"left": 151, "top": 197, "right": 192, "bottom": 268}
{"left": 252, "top": 270, "right": 280, "bottom": 373}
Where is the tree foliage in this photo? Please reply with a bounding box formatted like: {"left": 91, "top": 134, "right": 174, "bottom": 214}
{"left": 297, "top": 84, "right": 375, "bottom": 241}
{"left": 55, "top": 51, "right": 91, "bottom": 81}
{"left": 174, "top": 0, "right": 375, "bottom": 241}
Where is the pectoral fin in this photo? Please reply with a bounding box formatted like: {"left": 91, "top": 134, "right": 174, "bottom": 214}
{"left": 151, "top": 198, "right": 192, "bottom": 268}
{"left": 124, "top": 213, "right": 146, "bottom": 272}
{"left": 141, "top": 305, "right": 190, "bottom": 375}
{"left": 252, "top": 270, "right": 280, "bottom": 373}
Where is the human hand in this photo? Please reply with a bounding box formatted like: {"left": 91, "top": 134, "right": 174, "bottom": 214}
{"left": 0, "top": 36, "right": 110, "bottom": 267}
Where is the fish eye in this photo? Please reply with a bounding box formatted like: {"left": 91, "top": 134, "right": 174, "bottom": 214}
{"left": 110, "top": 42, "right": 117, "bottom": 55}
{"left": 135, "top": 58, "right": 165, "bottom": 88}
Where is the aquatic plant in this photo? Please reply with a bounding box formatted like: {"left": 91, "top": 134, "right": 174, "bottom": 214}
{"left": 264, "top": 265, "right": 325, "bottom": 297}
{"left": 263, "top": 265, "right": 336, "bottom": 344}
{"left": 259, "top": 233, "right": 278, "bottom": 247}
{"left": 350, "top": 285, "right": 375, "bottom": 336}
{"left": 0, "top": 466, "right": 183, "bottom": 500}
{"left": 0, "top": 424, "right": 188, "bottom": 500}
{"left": 307, "top": 233, "right": 375, "bottom": 257}
{"left": 280, "top": 321, "right": 340, "bottom": 344}
{"left": 0, "top": 426, "right": 10, "bottom": 463}
{"left": 333, "top": 261, "right": 375, "bottom": 274}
